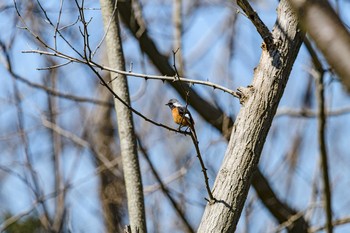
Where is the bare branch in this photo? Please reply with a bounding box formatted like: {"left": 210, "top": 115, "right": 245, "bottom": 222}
{"left": 314, "top": 55, "right": 333, "bottom": 233}
{"left": 310, "top": 216, "right": 350, "bottom": 233}
{"left": 0, "top": 202, "right": 39, "bottom": 231}
{"left": 276, "top": 106, "right": 350, "bottom": 118}
{"left": 23, "top": 48, "right": 240, "bottom": 98}
{"left": 37, "top": 61, "right": 72, "bottom": 70}
{"left": 236, "top": 0, "right": 274, "bottom": 50}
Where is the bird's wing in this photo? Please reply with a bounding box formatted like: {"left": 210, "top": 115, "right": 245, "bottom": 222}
{"left": 178, "top": 106, "right": 194, "bottom": 125}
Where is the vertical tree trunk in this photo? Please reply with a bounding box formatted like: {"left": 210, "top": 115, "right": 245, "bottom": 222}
{"left": 88, "top": 89, "right": 127, "bottom": 233}
{"left": 100, "top": 0, "right": 147, "bottom": 232}
{"left": 197, "top": 0, "right": 304, "bottom": 231}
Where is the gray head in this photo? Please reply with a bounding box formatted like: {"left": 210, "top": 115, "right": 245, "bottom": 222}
{"left": 165, "top": 99, "right": 181, "bottom": 109}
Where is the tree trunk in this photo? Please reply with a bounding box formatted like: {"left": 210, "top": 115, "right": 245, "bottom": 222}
{"left": 88, "top": 88, "right": 127, "bottom": 233}
{"left": 197, "top": 0, "right": 304, "bottom": 231}
{"left": 100, "top": 0, "right": 147, "bottom": 232}
{"left": 288, "top": 0, "right": 350, "bottom": 91}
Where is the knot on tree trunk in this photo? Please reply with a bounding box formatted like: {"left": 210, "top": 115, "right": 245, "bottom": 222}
{"left": 237, "top": 85, "right": 255, "bottom": 105}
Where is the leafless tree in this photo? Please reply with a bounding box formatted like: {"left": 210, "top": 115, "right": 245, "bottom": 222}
{"left": 1, "top": 0, "right": 350, "bottom": 232}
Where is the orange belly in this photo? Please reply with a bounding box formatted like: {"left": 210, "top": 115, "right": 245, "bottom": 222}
{"left": 172, "top": 108, "right": 191, "bottom": 126}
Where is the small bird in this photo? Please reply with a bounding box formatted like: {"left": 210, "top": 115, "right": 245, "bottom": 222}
{"left": 166, "top": 99, "right": 198, "bottom": 142}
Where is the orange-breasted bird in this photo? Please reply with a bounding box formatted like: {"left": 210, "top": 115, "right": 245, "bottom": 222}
{"left": 166, "top": 99, "right": 198, "bottom": 142}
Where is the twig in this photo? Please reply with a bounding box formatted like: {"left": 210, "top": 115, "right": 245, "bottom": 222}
{"left": 37, "top": 60, "right": 72, "bottom": 70}
{"left": 91, "top": 0, "right": 118, "bottom": 58}
{"left": 189, "top": 131, "right": 215, "bottom": 203}
{"left": 34, "top": 0, "right": 84, "bottom": 58}
{"left": 53, "top": 0, "right": 64, "bottom": 50}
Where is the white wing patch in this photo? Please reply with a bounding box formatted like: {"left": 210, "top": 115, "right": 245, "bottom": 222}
{"left": 173, "top": 102, "right": 183, "bottom": 108}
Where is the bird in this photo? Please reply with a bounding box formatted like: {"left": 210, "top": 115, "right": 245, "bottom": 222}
{"left": 165, "top": 99, "right": 198, "bottom": 142}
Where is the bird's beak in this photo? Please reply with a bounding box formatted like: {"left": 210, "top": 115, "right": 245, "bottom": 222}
{"left": 165, "top": 103, "right": 169, "bottom": 106}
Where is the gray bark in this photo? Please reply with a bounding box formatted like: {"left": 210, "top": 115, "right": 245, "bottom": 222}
{"left": 88, "top": 89, "right": 126, "bottom": 233}
{"left": 100, "top": 0, "right": 147, "bottom": 232}
{"left": 197, "top": 0, "right": 304, "bottom": 232}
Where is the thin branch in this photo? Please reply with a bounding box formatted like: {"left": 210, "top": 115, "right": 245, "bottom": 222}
{"left": 54, "top": 0, "right": 64, "bottom": 50}
{"left": 21, "top": 49, "right": 234, "bottom": 138}
{"left": 40, "top": 116, "right": 122, "bottom": 178}
{"left": 315, "top": 64, "right": 333, "bottom": 233}
{"left": 75, "top": 0, "right": 92, "bottom": 60}
{"left": 9, "top": 45, "right": 53, "bottom": 230}
{"left": 88, "top": 60, "right": 191, "bottom": 136}
{"left": 45, "top": 60, "right": 65, "bottom": 232}
{"left": 93, "top": 59, "right": 240, "bottom": 98}
{"left": 25, "top": 47, "right": 239, "bottom": 97}
{"left": 310, "top": 216, "right": 350, "bottom": 233}
{"left": 59, "top": 17, "right": 80, "bottom": 31}
{"left": 0, "top": 202, "right": 39, "bottom": 231}
{"left": 37, "top": 61, "right": 72, "bottom": 70}
{"left": 26, "top": 49, "right": 240, "bottom": 97}
{"left": 273, "top": 210, "right": 306, "bottom": 232}
{"left": 20, "top": 50, "right": 188, "bottom": 135}
{"left": 91, "top": 0, "right": 118, "bottom": 58}
{"left": 143, "top": 164, "right": 190, "bottom": 194}
{"left": 34, "top": 0, "right": 84, "bottom": 58}
{"left": 236, "top": 0, "right": 274, "bottom": 50}
{"left": 276, "top": 106, "right": 350, "bottom": 118}
{"left": 3, "top": 58, "right": 113, "bottom": 106}
{"left": 171, "top": 50, "right": 215, "bottom": 202}
{"left": 190, "top": 130, "right": 215, "bottom": 203}
{"left": 306, "top": 34, "right": 333, "bottom": 233}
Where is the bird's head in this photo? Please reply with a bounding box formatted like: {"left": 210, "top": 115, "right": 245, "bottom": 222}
{"left": 166, "top": 99, "right": 180, "bottom": 109}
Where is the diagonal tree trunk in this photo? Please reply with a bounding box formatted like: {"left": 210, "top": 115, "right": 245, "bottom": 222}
{"left": 100, "top": 0, "right": 147, "bottom": 232}
{"left": 197, "top": 0, "right": 304, "bottom": 231}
